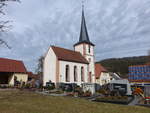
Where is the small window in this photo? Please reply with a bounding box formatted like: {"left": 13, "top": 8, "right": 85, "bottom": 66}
{"left": 88, "top": 58, "right": 91, "bottom": 62}
{"left": 88, "top": 45, "right": 90, "bottom": 53}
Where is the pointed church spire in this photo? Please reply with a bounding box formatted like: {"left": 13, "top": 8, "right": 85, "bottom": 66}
{"left": 74, "top": 0, "right": 94, "bottom": 46}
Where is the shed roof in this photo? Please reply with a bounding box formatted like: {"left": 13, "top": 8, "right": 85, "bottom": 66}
{"left": 0, "top": 58, "right": 27, "bottom": 73}
{"left": 27, "top": 72, "right": 38, "bottom": 79}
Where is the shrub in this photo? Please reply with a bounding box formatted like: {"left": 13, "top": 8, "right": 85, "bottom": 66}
{"left": 74, "top": 86, "right": 84, "bottom": 96}
{"left": 45, "top": 82, "right": 55, "bottom": 90}
{"left": 24, "top": 83, "right": 31, "bottom": 89}
{"left": 47, "top": 85, "right": 55, "bottom": 90}
{"left": 0, "top": 84, "right": 8, "bottom": 89}
{"left": 95, "top": 96, "right": 129, "bottom": 102}
{"left": 82, "top": 90, "right": 92, "bottom": 97}
{"left": 97, "top": 89, "right": 107, "bottom": 95}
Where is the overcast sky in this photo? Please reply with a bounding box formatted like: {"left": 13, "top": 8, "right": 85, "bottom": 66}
{"left": 0, "top": 0, "right": 150, "bottom": 72}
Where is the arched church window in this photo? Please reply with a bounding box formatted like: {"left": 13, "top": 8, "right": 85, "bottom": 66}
{"left": 89, "top": 72, "right": 92, "bottom": 83}
{"left": 88, "top": 45, "right": 90, "bottom": 53}
{"left": 65, "top": 65, "right": 70, "bottom": 82}
{"left": 81, "top": 67, "right": 84, "bottom": 81}
{"left": 74, "top": 66, "right": 77, "bottom": 82}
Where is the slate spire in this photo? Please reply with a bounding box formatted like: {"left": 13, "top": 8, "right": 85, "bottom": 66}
{"left": 74, "top": 1, "right": 94, "bottom": 46}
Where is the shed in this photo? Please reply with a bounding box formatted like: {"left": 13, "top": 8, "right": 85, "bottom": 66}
{"left": 0, "top": 58, "right": 28, "bottom": 86}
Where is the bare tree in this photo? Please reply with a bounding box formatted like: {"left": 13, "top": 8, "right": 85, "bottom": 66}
{"left": 148, "top": 50, "right": 150, "bottom": 63}
{"left": 0, "top": 0, "right": 20, "bottom": 48}
{"left": 148, "top": 50, "right": 150, "bottom": 55}
{"left": 36, "top": 56, "right": 44, "bottom": 85}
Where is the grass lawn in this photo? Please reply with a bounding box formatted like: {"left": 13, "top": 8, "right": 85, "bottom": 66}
{"left": 0, "top": 90, "right": 150, "bottom": 113}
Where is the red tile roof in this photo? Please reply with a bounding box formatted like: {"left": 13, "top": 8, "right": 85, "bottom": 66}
{"left": 27, "top": 72, "right": 38, "bottom": 79}
{"left": 0, "top": 58, "right": 27, "bottom": 73}
{"left": 51, "top": 46, "right": 89, "bottom": 64}
{"left": 95, "top": 63, "right": 107, "bottom": 79}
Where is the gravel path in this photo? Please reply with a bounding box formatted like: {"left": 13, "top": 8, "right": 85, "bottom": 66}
{"left": 128, "top": 96, "right": 141, "bottom": 106}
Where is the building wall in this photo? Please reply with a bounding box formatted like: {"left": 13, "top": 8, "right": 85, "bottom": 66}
{"left": 74, "top": 44, "right": 84, "bottom": 55}
{"left": 85, "top": 44, "right": 94, "bottom": 56}
{"left": 59, "top": 60, "right": 88, "bottom": 85}
{"left": 128, "top": 65, "right": 150, "bottom": 82}
{"left": 96, "top": 72, "right": 111, "bottom": 86}
{"left": 75, "top": 43, "right": 95, "bottom": 83}
{"left": 8, "top": 73, "right": 28, "bottom": 85}
{"left": 43, "top": 47, "right": 57, "bottom": 86}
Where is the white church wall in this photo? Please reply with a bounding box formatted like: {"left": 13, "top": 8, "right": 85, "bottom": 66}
{"left": 59, "top": 60, "right": 88, "bottom": 85}
{"left": 85, "top": 44, "right": 94, "bottom": 56}
{"left": 85, "top": 55, "right": 95, "bottom": 82}
{"left": 85, "top": 55, "right": 95, "bottom": 73}
{"left": 75, "top": 43, "right": 96, "bottom": 83}
{"left": 74, "top": 44, "right": 84, "bottom": 55}
{"left": 85, "top": 44, "right": 95, "bottom": 83}
{"left": 43, "top": 47, "right": 57, "bottom": 86}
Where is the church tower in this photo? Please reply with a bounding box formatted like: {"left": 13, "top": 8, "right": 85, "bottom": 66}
{"left": 74, "top": 4, "right": 95, "bottom": 83}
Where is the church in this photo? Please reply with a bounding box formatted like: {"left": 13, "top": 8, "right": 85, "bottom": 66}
{"left": 43, "top": 8, "right": 96, "bottom": 86}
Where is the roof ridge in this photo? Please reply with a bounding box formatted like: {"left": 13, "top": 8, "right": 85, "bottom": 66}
{"left": 51, "top": 45, "right": 81, "bottom": 54}
{"left": 0, "top": 57, "right": 22, "bottom": 62}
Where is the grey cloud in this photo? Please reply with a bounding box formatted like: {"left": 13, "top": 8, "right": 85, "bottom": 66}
{"left": 1, "top": 0, "right": 150, "bottom": 71}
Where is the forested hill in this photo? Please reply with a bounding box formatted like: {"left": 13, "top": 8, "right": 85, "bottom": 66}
{"left": 97, "top": 56, "right": 150, "bottom": 77}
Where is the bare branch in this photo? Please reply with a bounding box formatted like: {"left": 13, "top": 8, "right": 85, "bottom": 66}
{"left": 0, "top": 2, "right": 6, "bottom": 15}
{"left": 0, "top": 39, "right": 11, "bottom": 49}
{"left": 148, "top": 50, "right": 150, "bottom": 55}
{"left": 0, "top": 0, "right": 20, "bottom": 48}
{"left": 0, "top": 20, "right": 12, "bottom": 32}
{"left": 35, "top": 56, "right": 44, "bottom": 84}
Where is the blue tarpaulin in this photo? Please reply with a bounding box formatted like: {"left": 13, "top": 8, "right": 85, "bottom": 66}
{"left": 128, "top": 65, "right": 150, "bottom": 80}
